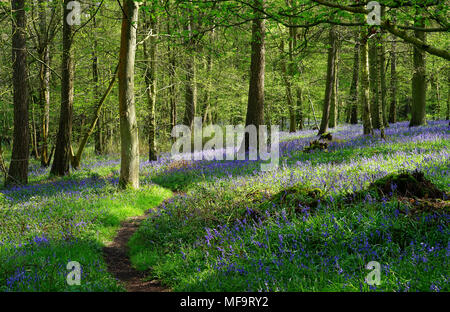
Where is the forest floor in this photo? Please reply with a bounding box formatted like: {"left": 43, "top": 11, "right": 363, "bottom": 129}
{"left": 0, "top": 120, "right": 449, "bottom": 291}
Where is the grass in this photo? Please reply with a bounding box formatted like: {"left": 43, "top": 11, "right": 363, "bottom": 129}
{"left": 0, "top": 120, "right": 448, "bottom": 292}
{"left": 129, "top": 120, "right": 449, "bottom": 292}
{"left": 0, "top": 164, "right": 172, "bottom": 291}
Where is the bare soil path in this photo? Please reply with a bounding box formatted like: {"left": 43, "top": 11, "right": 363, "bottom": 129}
{"left": 103, "top": 194, "right": 181, "bottom": 292}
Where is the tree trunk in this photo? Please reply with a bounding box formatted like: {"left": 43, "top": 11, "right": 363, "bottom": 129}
{"left": 349, "top": 34, "right": 359, "bottom": 125}
{"left": 280, "top": 37, "right": 295, "bottom": 133}
{"left": 143, "top": 7, "right": 158, "bottom": 161}
{"left": 182, "top": 17, "right": 197, "bottom": 129}
{"left": 167, "top": 20, "right": 177, "bottom": 137}
{"left": 93, "top": 17, "right": 103, "bottom": 155}
{"left": 51, "top": 0, "right": 74, "bottom": 176}
{"left": 447, "top": 68, "right": 450, "bottom": 120}
{"left": 38, "top": 0, "right": 51, "bottom": 167}
{"left": 359, "top": 29, "right": 373, "bottom": 135}
{"left": 389, "top": 36, "right": 397, "bottom": 123}
{"left": 296, "top": 87, "right": 303, "bottom": 130}
{"left": 379, "top": 22, "right": 388, "bottom": 127}
{"left": 72, "top": 65, "right": 118, "bottom": 169}
{"left": 409, "top": 15, "right": 427, "bottom": 127}
{"left": 369, "top": 38, "right": 380, "bottom": 129}
{"left": 318, "top": 26, "right": 337, "bottom": 135}
{"left": 329, "top": 39, "right": 339, "bottom": 129}
{"left": 243, "top": 0, "right": 266, "bottom": 151}
{"left": 118, "top": 0, "right": 140, "bottom": 189}
{"left": 430, "top": 66, "right": 440, "bottom": 120}
{"left": 7, "top": 0, "right": 29, "bottom": 186}
{"left": 202, "top": 42, "right": 213, "bottom": 125}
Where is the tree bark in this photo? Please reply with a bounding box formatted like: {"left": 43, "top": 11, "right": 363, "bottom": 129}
{"left": 349, "top": 33, "right": 359, "bottom": 125}
{"left": 72, "top": 65, "right": 118, "bottom": 169}
{"left": 280, "top": 37, "right": 296, "bottom": 132}
{"left": 118, "top": 0, "right": 140, "bottom": 189}
{"left": 51, "top": 0, "right": 74, "bottom": 176}
{"left": 447, "top": 68, "right": 450, "bottom": 120}
{"left": 389, "top": 36, "right": 397, "bottom": 123}
{"left": 7, "top": 0, "right": 29, "bottom": 186}
{"left": 329, "top": 39, "right": 339, "bottom": 129}
{"left": 92, "top": 17, "right": 103, "bottom": 155}
{"left": 38, "top": 0, "right": 51, "bottom": 167}
{"left": 318, "top": 25, "right": 337, "bottom": 135}
{"left": 296, "top": 87, "right": 303, "bottom": 130}
{"left": 379, "top": 23, "right": 388, "bottom": 127}
{"left": 359, "top": 28, "right": 373, "bottom": 135}
{"left": 143, "top": 6, "right": 158, "bottom": 161}
{"left": 182, "top": 16, "right": 197, "bottom": 129}
{"left": 243, "top": 0, "right": 266, "bottom": 151}
{"left": 409, "top": 15, "right": 427, "bottom": 127}
{"left": 167, "top": 20, "right": 177, "bottom": 137}
{"left": 369, "top": 38, "right": 381, "bottom": 129}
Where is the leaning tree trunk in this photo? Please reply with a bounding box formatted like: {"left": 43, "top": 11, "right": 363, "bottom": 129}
{"left": 7, "top": 0, "right": 29, "bottom": 186}
{"left": 72, "top": 65, "right": 118, "bottom": 169}
{"left": 318, "top": 25, "right": 337, "bottom": 135}
{"left": 349, "top": 33, "right": 359, "bottom": 125}
{"left": 360, "top": 28, "right": 373, "bottom": 135}
{"left": 409, "top": 16, "right": 427, "bottom": 127}
{"left": 118, "top": 0, "right": 140, "bottom": 189}
{"left": 51, "top": 0, "right": 74, "bottom": 176}
{"left": 143, "top": 7, "right": 158, "bottom": 161}
{"left": 389, "top": 36, "right": 397, "bottom": 123}
{"left": 243, "top": 0, "right": 266, "bottom": 151}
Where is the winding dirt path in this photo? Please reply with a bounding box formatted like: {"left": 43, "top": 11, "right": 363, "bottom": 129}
{"left": 102, "top": 195, "right": 180, "bottom": 292}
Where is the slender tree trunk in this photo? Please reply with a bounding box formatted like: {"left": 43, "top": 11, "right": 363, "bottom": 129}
{"left": 183, "top": 16, "right": 196, "bottom": 129}
{"left": 243, "top": 0, "right": 266, "bottom": 151}
{"left": 287, "top": 25, "right": 297, "bottom": 132}
{"left": 30, "top": 92, "right": 40, "bottom": 159}
{"left": 318, "top": 26, "right": 337, "bottom": 135}
{"left": 430, "top": 67, "right": 440, "bottom": 120}
{"left": 360, "top": 29, "right": 373, "bottom": 135}
{"left": 409, "top": 15, "right": 427, "bottom": 127}
{"left": 296, "top": 87, "right": 303, "bottom": 130}
{"left": 92, "top": 17, "right": 103, "bottom": 155}
{"left": 7, "top": 0, "right": 29, "bottom": 186}
{"left": 349, "top": 34, "right": 359, "bottom": 124}
{"left": 167, "top": 20, "right": 177, "bottom": 137}
{"left": 118, "top": 0, "right": 140, "bottom": 189}
{"left": 369, "top": 38, "right": 380, "bottom": 129}
{"left": 329, "top": 40, "right": 339, "bottom": 129}
{"left": 72, "top": 65, "right": 118, "bottom": 169}
{"left": 143, "top": 7, "right": 157, "bottom": 161}
{"left": 446, "top": 68, "right": 450, "bottom": 120}
{"left": 389, "top": 37, "right": 397, "bottom": 123}
{"left": 202, "top": 41, "right": 213, "bottom": 125}
{"left": 51, "top": 0, "right": 74, "bottom": 176}
{"left": 379, "top": 21, "right": 388, "bottom": 127}
{"left": 280, "top": 37, "right": 295, "bottom": 132}
{"left": 38, "top": 0, "right": 51, "bottom": 167}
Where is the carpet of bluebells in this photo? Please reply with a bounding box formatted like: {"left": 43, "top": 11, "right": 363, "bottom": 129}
{"left": 130, "top": 120, "right": 449, "bottom": 292}
{"left": 0, "top": 160, "right": 171, "bottom": 291}
{"left": 0, "top": 120, "right": 448, "bottom": 291}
